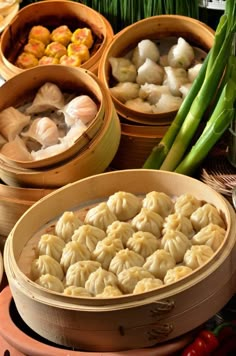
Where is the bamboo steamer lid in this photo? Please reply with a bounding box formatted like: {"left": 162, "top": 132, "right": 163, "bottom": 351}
{"left": 4, "top": 169, "right": 236, "bottom": 351}
{"left": 0, "top": 0, "right": 114, "bottom": 80}
{"left": 98, "top": 15, "right": 215, "bottom": 126}
{"left": 0, "top": 65, "right": 106, "bottom": 170}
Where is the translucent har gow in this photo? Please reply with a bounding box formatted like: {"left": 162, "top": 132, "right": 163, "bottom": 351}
{"left": 125, "top": 98, "right": 154, "bottom": 113}
{"left": 0, "top": 107, "right": 31, "bottom": 141}
{"left": 31, "top": 141, "right": 69, "bottom": 161}
{"left": 25, "top": 82, "right": 65, "bottom": 114}
{"left": 153, "top": 94, "right": 183, "bottom": 113}
{"left": 188, "top": 63, "right": 202, "bottom": 82}
{"left": 139, "top": 84, "right": 171, "bottom": 105}
{"left": 164, "top": 66, "right": 189, "bottom": 96}
{"left": 110, "top": 82, "right": 140, "bottom": 103}
{"left": 132, "top": 39, "right": 160, "bottom": 68}
{"left": 167, "top": 37, "right": 195, "bottom": 69}
{"left": 136, "top": 58, "right": 164, "bottom": 85}
{"left": 109, "top": 57, "right": 137, "bottom": 83}
{"left": 1, "top": 135, "right": 33, "bottom": 161}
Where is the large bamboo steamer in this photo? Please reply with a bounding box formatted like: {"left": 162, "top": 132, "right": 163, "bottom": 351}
{"left": 0, "top": 0, "right": 114, "bottom": 80}
{"left": 4, "top": 169, "right": 236, "bottom": 351}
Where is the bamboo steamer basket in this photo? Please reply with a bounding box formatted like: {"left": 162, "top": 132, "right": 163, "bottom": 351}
{"left": 0, "top": 181, "right": 53, "bottom": 237}
{"left": 0, "top": 251, "right": 3, "bottom": 289}
{"left": 0, "top": 0, "right": 114, "bottom": 80}
{"left": 4, "top": 169, "right": 236, "bottom": 351}
{"left": 0, "top": 65, "right": 105, "bottom": 170}
{"left": 98, "top": 15, "right": 215, "bottom": 126}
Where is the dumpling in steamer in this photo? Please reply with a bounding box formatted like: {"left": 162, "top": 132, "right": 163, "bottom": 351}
{"left": 0, "top": 106, "right": 31, "bottom": 141}
{"left": 55, "top": 211, "right": 83, "bottom": 243}
{"left": 109, "top": 248, "right": 144, "bottom": 275}
{"left": 25, "top": 82, "right": 65, "bottom": 114}
{"left": 109, "top": 57, "right": 137, "bottom": 83}
{"left": 84, "top": 202, "right": 117, "bottom": 231}
{"left": 65, "top": 260, "right": 101, "bottom": 287}
{"left": 167, "top": 37, "right": 195, "bottom": 69}
{"left": 31, "top": 141, "right": 68, "bottom": 161}
{"left": 107, "top": 191, "right": 142, "bottom": 221}
{"left": 136, "top": 58, "right": 164, "bottom": 85}
{"left": 110, "top": 82, "right": 140, "bottom": 103}
{"left": 164, "top": 266, "right": 193, "bottom": 285}
{"left": 126, "top": 231, "right": 160, "bottom": 259}
{"left": 96, "top": 285, "right": 123, "bottom": 298}
{"left": 31, "top": 255, "right": 64, "bottom": 281}
{"left": 164, "top": 66, "right": 189, "bottom": 96}
{"left": 71, "top": 224, "right": 106, "bottom": 253}
{"left": 85, "top": 267, "right": 119, "bottom": 296}
{"left": 143, "top": 249, "right": 176, "bottom": 280}
{"left": 174, "top": 193, "right": 202, "bottom": 218}
{"left": 106, "top": 221, "right": 135, "bottom": 246}
{"left": 163, "top": 213, "right": 195, "bottom": 239}
{"left": 133, "top": 277, "right": 163, "bottom": 294}
{"left": 35, "top": 273, "right": 64, "bottom": 293}
{"left": 1, "top": 136, "right": 32, "bottom": 161}
{"left": 64, "top": 286, "right": 92, "bottom": 297}
{"left": 131, "top": 208, "right": 164, "bottom": 238}
{"left": 118, "top": 266, "right": 154, "bottom": 294}
{"left": 132, "top": 39, "right": 160, "bottom": 68}
{"left": 161, "top": 230, "right": 191, "bottom": 263}
{"left": 139, "top": 83, "right": 171, "bottom": 105}
{"left": 142, "top": 191, "right": 174, "bottom": 218}
{"left": 183, "top": 245, "right": 214, "bottom": 270}
{"left": 190, "top": 203, "right": 226, "bottom": 231}
{"left": 191, "top": 223, "right": 226, "bottom": 251}
{"left": 36, "top": 233, "right": 66, "bottom": 262}
{"left": 92, "top": 236, "right": 124, "bottom": 270}
{"left": 60, "top": 241, "right": 91, "bottom": 272}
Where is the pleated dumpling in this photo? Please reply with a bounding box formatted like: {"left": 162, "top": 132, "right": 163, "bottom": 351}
{"left": 164, "top": 266, "right": 193, "bottom": 285}
{"left": 60, "top": 241, "right": 91, "bottom": 272}
{"left": 96, "top": 285, "right": 123, "bottom": 298}
{"left": 84, "top": 202, "right": 117, "bottom": 231}
{"left": 142, "top": 191, "right": 174, "bottom": 218}
{"left": 191, "top": 223, "right": 226, "bottom": 251}
{"left": 92, "top": 236, "right": 124, "bottom": 270}
{"left": 118, "top": 266, "right": 154, "bottom": 294}
{"left": 163, "top": 213, "right": 195, "bottom": 239}
{"left": 0, "top": 107, "right": 31, "bottom": 141}
{"left": 71, "top": 224, "right": 106, "bottom": 253}
{"left": 131, "top": 208, "right": 164, "bottom": 238}
{"left": 161, "top": 230, "right": 191, "bottom": 263}
{"left": 106, "top": 221, "right": 135, "bottom": 246}
{"left": 183, "top": 245, "right": 214, "bottom": 270}
{"left": 143, "top": 249, "right": 176, "bottom": 280}
{"left": 1, "top": 135, "right": 33, "bottom": 161}
{"left": 109, "top": 248, "right": 144, "bottom": 275}
{"left": 65, "top": 260, "right": 101, "bottom": 287}
{"left": 85, "top": 267, "right": 119, "bottom": 296}
{"left": 174, "top": 193, "right": 202, "bottom": 218}
{"left": 35, "top": 273, "right": 64, "bottom": 293}
{"left": 133, "top": 277, "right": 163, "bottom": 294}
{"left": 26, "top": 82, "right": 65, "bottom": 114}
{"left": 55, "top": 211, "right": 83, "bottom": 242}
{"left": 21, "top": 117, "right": 60, "bottom": 147}
{"left": 63, "top": 286, "right": 92, "bottom": 297}
{"left": 190, "top": 203, "right": 226, "bottom": 231}
{"left": 107, "top": 191, "right": 142, "bottom": 221}
{"left": 36, "top": 233, "right": 66, "bottom": 262}
{"left": 31, "top": 255, "right": 64, "bottom": 281}
{"left": 126, "top": 231, "right": 160, "bottom": 259}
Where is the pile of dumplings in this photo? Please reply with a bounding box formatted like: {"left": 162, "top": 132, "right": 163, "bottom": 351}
{"left": 0, "top": 82, "right": 98, "bottom": 162}
{"left": 109, "top": 37, "right": 204, "bottom": 114}
{"left": 30, "top": 190, "right": 227, "bottom": 298}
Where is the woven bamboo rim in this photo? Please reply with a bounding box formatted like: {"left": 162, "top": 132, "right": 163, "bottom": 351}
{"left": 98, "top": 15, "right": 215, "bottom": 126}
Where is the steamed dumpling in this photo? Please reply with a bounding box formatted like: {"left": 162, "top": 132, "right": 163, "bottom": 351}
{"left": 118, "top": 266, "right": 154, "bottom": 294}
{"left": 161, "top": 230, "right": 191, "bottom": 263}
{"left": 31, "top": 141, "right": 69, "bottom": 161}
{"left": 55, "top": 211, "right": 83, "bottom": 242}
{"left": 164, "top": 66, "right": 189, "bottom": 96}
{"left": 142, "top": 191, "right": 174, "bottom": 218}
{"left": 167, "top": 37, "right": 195, "bottom": 69}
{"left": 174, "top": 193, "right": 202, "bottom": 218}
{"left": 0, "top": 107, "right": 31, "bottom": 141}
{"left": 71, "top": 224, "right": 106, "bottom": 253}
{"left": 191, "top": 223, "right": 226, "bottom": 251}
{"left": 109, "top": 57, "right": 137, "bottom": 83}
{"left": 126, "top": 231, "right": 160, "bottom": 259}
{"left": 84, "top": 202, "right": 117, "bottom": 231}
{"left": 164, "top": 266, "right": 193, "bottom": 284}
{"left": 110, "top": 82, "right": 140, "bottom": 103}
{"left": 133, "top": 277, "right": 163, "bottom": 294}
{"left": 1, "top": 135, "right": 33, "bottom": 161}
{"left": 31, "top": 255, "right": 64, "bottom": 281}
{"left": 64, "top": 285, "right": 92, "bottom": 297}
{"left": 106, "top": 221, "right": 135, "bottom": 246}
{"left": 143, "top": 249, "right": 176, "bottom": 280}
{"left": 60, "top": 241, "right": 91, "bottom": 272}
{"left": 65, "top": 260, "right": 101, "bottom": 287}
{"left": 96, "top": 285, "right": 123, "bottom": 298}
{"left": 139, "top": 83, "right": 171, "bottom": 105}
{"left": 61, "top": 95, "right": 98, "bottom": 126}
{"left": 131, "top": 208, "right": 164, "bottom": 238}
{"left": 190, "top": 203, "right": 226, "bottom": 231}
{"left": 36, "top": 233, "right": 66, "bottom": 262}
{"left": 92, "top": 236, "right": 124, "bottom": 270}
{"left": 85, "top": 267, "right": 119, "bottom": 296}
{"left": 183, "top": 245, "right": 214, "bottom": 270}
{"left": 132, "top": 39, "right": 160, "bottom": 68}
{"left": 35, "top": 273, "right": 64, "bottom": 293}
{"left": 163, "top": 213, "right": 195, "bottom": 239}
{"left": 109, "top": 248, "right": 144, "bottom": 275}
{"left": 107, "top": 191, "right": 142, "bottom": 220}
{"left": 136, "top": 58, "right": 164, "bottom": 85}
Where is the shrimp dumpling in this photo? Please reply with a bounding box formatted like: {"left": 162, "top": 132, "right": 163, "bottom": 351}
{"left": 161, "top": 230, "right": 191, "bottom": 263}
{"left": 36, "top": 233, "right": 66, "bottom": 262}
{"left": 163, "top": 213, "right": 195, "bottom": 239}
{"left": 109, "top": 248, "right": 144, "bottom": 275}
{"left": 118, "top": 266, "right": 154, "bottom": 294}
{"left": 142, "top": 191, "right": 174, "bottom": 218}
{"left": 71, "top": 224, "right": 106, "bottom": 253}
{"left": 65, "top": 260, "right": 101, "bottom": 287}
{"left": 1, "top": 136, "right": 32, "bottom": 161}
{"left": 84, "top": 202, "right": 117, "bottom": 231}
{"left": 35, "top": 273, "right": 64, "bottom": 293}
{"left": 0, "top": 107, "right": 31, "bottom": 141}
{"left": 21, "top": 117, "right": 60, "bottom": 147}
{"left": 31, "top": 141, "right": 68, "bottom": 161}
{"left": 85, "top": 267, "right": 119, "bottom": 296}
{"left": 106, "top": 221, "right": 135, "bottom": 246}
{"left": 132, "top": 39, "right": 160, "bottom": 68}
{"left": 125, "top": 97, "right": 154, "bottom": 113}
{"left": 64, "top": 286, "right": 92, "bottom": 297}
{"left": 92, "top": 236, "right": 124, "bottom": 270}
{"left": 190, "top": 203, "right": 226, "bottom": 231}
{"left": 174, "top": 193, "right": 202, "bottom": 218}
{"left": 153, "top": 94, "right": 183, "bottom": 113}
{"left": 107, "top": 191, "right": 142, "bottom": 221}
{"left": 139, "top": 83, "right": 171, "bottom": 105}
{"left": 131, "top": 208, "right": 164, "bottom": 238}
{"left": 109, "top": 57, "right": 137, "bottom": 83}
{"left": 126, "top": 231, "right": 160, "bottom": 259}
{"left": 167, "top": 37, "right": 195, "bottom": 69}
{"left": 133, "top": 277, "right": 163, "bottom": 294}
{"left": 31, "top": 255, "right": 64, "bottom": 281}
{"left": 136, "top": 58, "right": 164, "bottom": 85}
{"left": 164, "top": 266, "right": 193, "bottom": 284}
{"left": 55, "top": 211, "right": 83, "bottom": 242}
{"left": 143, "top": 249, "right": 176, "bottom": 280}
{"left": 110, "top": 82, "right": 140, "bottom": 103}
{"left": 26, "top": 82, "right": 65, "bottom": 114}
{"left": 164, "top": 66, "right": 189, "bottom": 96}
{"left": 192, "top": 223, "right": 226, "bottom": 251}
{"left": 188, "top": 63, "right": 203, "bottom": 82}
{"left": 183, "top": 245, "right": 214, "bottom": 270}
{"left": 60, "top": 241, "right": 91, "bottom": 272}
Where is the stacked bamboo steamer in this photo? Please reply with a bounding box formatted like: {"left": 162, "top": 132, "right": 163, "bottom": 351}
{"left": 98, "top": 15, "right": 215, "bottom": 169}
{"left": 0, "top": 0, "right": 114, "bottom": 79}
{"left": 0, "top": 65, "right": 121, "bottom": 237}
{"left": 4, "top": 169, "right": 236, "bottom": 352}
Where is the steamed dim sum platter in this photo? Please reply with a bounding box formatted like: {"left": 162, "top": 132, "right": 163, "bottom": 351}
{"left": 4, "top": 170, "right": 236, "bottom": 351}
